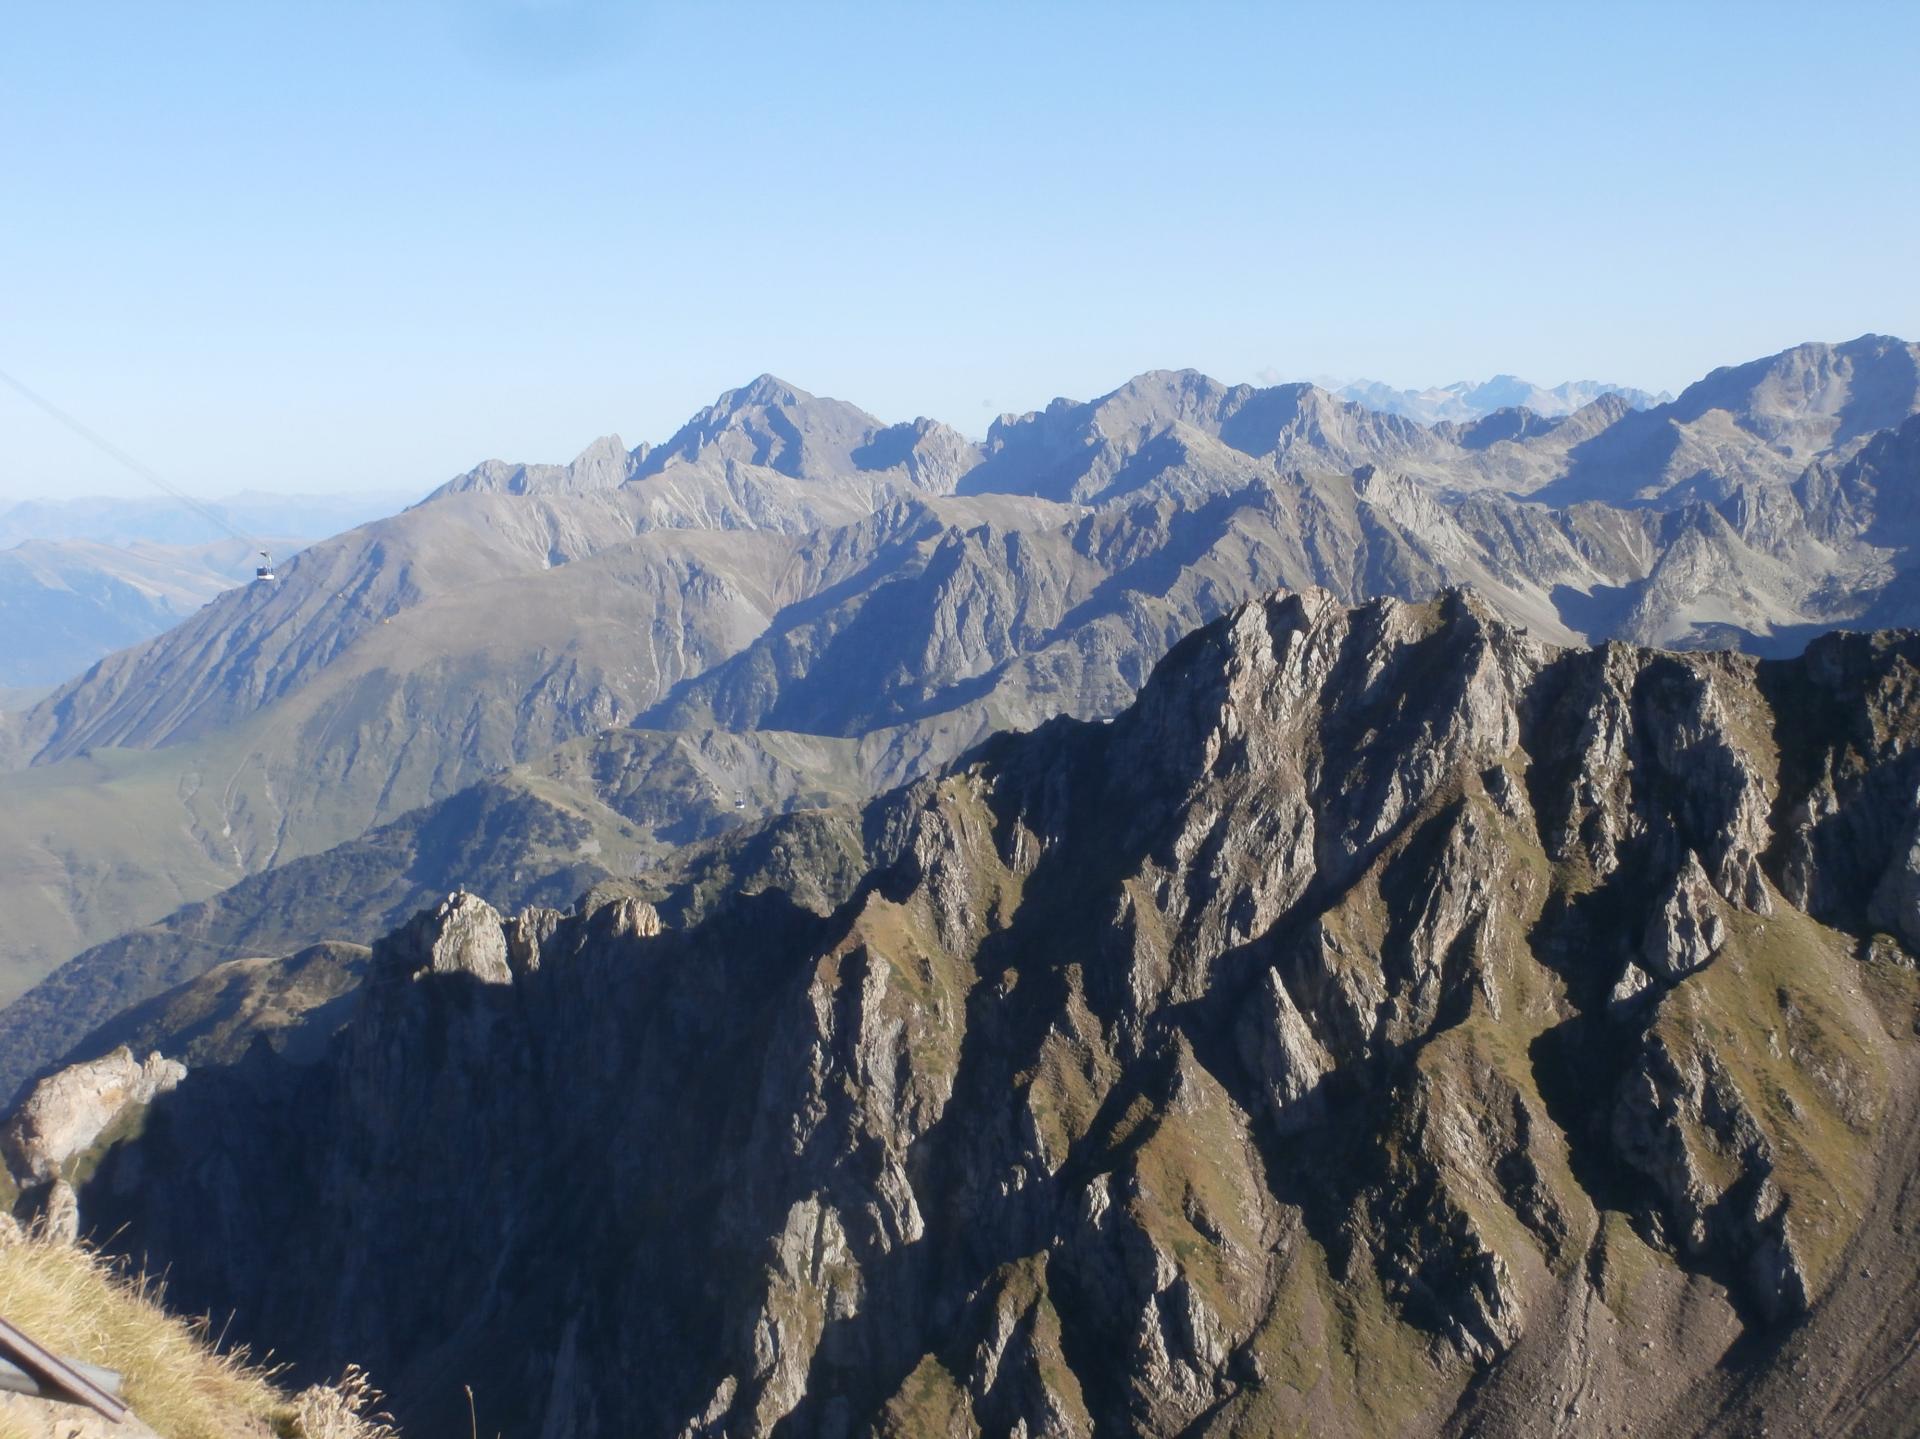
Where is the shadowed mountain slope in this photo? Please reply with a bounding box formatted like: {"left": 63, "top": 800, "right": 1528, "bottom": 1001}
{"left": 25, "top": 589, "right": 1920, "bottom": 1438}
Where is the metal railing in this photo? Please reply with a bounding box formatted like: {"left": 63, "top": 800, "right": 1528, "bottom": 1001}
{"left": 0, "top": 1314, "right": 130, "bottom": 1423}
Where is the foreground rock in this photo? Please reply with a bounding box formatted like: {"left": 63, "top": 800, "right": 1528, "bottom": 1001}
{"left": 1, "top": 1047, "right": 183, "bottom": 1184}
{"left": 41, "top": 589, "right": 1920, "bottom": 1437}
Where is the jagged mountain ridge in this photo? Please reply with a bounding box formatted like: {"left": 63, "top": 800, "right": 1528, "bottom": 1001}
{"left": 37, "top": 588, "right": 1920, "bottom": 1438}
{"left": 21, "top": 337, "right": 1918, "bottom": 755}
{"left": 1, "top": 335, "right": 1917, "bottom": 1025}
{"left": 14, "top": 337, "right": 1920, "bottom": 771}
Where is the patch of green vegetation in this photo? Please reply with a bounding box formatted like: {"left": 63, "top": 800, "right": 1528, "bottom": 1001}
{"left": 1326, "top": 1261, "right": 1453, "bottom": 1434}
{"left": 873, "top": 1354, "right": 978, "bottom": 1439}
{"left": 936, "top": 777, "right": 1031, "bottom": 926}
{"left": 1677, "top": 902, "right": 1886, "bottom": 1288}
{"left": 0, "top": 738, "right": 259, "bottom": 1007}
{"left": 1234, "top": 1229, "right": 1446, "bottom": 1438}
{"left": 1119, "top": 1050, "right": 1264, "bottom": 1330}
{"left": 852, "top": 894, "right": 942, "bottom": 996}
{"left": 1018, "top": 1028, "right": 1100, "bottom": 1174}
{"left": 1414, "top": 1015, "right": 1586, "bottom": 1277}
{"left": 1244, "top": 1239, "right": 1335, "bottom": 1407}
{"left": 1094, "top": 1091, "right": 1159, "bottom": 1158}
{"left": 1592, "top": 1209, "right": 1659, "bottom": 1326}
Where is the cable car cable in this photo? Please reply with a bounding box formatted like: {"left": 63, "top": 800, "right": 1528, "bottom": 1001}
{"left": 0, "top": 364, "right": 252, "bottom": 546}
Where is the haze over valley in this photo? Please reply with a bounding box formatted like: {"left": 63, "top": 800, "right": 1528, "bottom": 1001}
{"left": 0, "top": 490, "right": 418, "bottom": 686}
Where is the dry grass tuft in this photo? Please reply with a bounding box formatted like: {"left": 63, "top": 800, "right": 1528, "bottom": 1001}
{"left": 0, "top": 1227, "right": 396, "bottom": 1438}
{"left": 286, "top": 1366, "right": 397, "bottom": 1439}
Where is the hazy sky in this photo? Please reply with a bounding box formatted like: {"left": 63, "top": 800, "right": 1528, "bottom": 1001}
{"left": 2, "top": 1, "right": 1916, "bottom": 502}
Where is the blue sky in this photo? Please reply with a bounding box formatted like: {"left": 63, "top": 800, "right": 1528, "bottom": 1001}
{"left": 1, "top": 0, "right": 1916, "bottom": 501}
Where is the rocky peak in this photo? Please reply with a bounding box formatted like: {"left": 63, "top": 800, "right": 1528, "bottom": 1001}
{"left": 565, "top": 432, "right": 639, "bottom": 489}
{"left": 429, "top": 432, "right": 641, "bottom": 498}
{"left": 379, "top": 890, "right": 512, "bottom": 985}
{"left": 850, "top": 416, "right": 983, "bottom": 495}
{"left": 640, "top": 374, "right": 891, "bottom": 484}
{"left": 962, "top": 371, "right": 1435, "bottom": 505}
{"left": 1670, "top": 333, "right": 1920, "bottom": 446}
{"left": 1089, "top": 369, "right": 1238, "bottom": 432}
{"left": 724, "top": 373, "right": 813, "bottom": 410}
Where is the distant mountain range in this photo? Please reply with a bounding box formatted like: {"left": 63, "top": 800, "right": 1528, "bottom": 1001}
{"left": 1334, "top": 374, "right": 1672, "bottom": 423}
{"left": 0, "top": 332, "right": 1917, "bottom": 1067}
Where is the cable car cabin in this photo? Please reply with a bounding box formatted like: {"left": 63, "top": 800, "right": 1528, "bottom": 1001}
{"left": 254, "top": 550, "right": 276, "bottom": 582}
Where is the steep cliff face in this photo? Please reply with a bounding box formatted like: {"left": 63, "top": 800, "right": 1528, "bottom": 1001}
{"left": 56, "top": 591, "right": 1920, "bottom": 1437}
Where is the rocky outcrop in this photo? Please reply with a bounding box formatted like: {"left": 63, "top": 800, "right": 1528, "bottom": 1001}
{"left": 48, "top": 590, "right": 1920, "bottom": 1439}
{"left": 1, "top": 1046, "right": 183, "bottom": 1185}
{"left": 1642, "top": 853, "right": 1728, "bottom": 981}
{"left": 1237, "top": 966, "right": 1331, "bottom": 1133}
{"left": 384, "top": 891, "right": 513, "bottom": 985}
{"left": 39, "top": 1178, "right": 79, "bottom": 1245}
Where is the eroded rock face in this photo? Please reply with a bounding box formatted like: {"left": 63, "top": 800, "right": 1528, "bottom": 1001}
{"left": 39, "top": 1178, "right": 79, "bottom": 1245}
{"left": 60, "top": 590, "right": 1920, "bottom": 1439}
{"left": 386, "top": 891, "right": 513, "bottom": 984}
{"left": 1, "top": 1046, "right": 183, "bottom": 1184}
{"left": 1643, "top": 853, "right": 1728, "bottom": 982}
